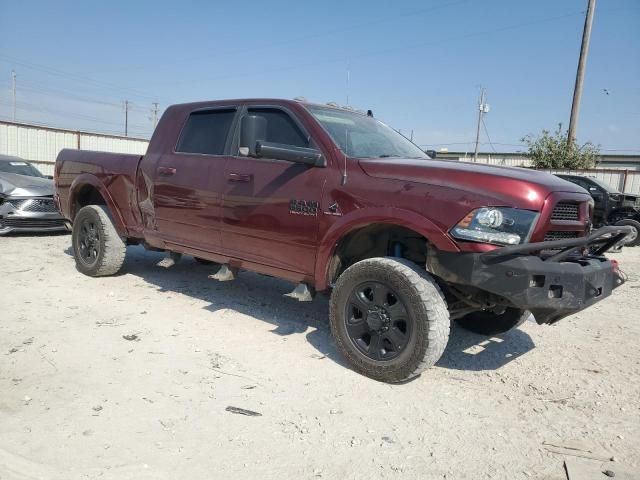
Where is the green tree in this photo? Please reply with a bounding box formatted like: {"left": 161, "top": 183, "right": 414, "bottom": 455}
{"left": 521, "top": 124, "right": 600, "bottom": 169}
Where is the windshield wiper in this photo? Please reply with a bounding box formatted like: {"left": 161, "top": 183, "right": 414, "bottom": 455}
{"left": 378, "top": 154, "right": 401, "bottom": 158}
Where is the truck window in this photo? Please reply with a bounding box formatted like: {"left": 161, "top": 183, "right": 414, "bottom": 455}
{"left": 247, "top": 108, "right": 309, "bottom": 148}
{"left": 176, "top": 109, "right": 236, "bottom": 155}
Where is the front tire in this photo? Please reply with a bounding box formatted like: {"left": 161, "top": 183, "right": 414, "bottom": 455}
{"left": 455, "top": 308, "right": 529, "bottom": 335}
{"left": 330, "top": 257, "right": 450, "bottom": 383}
{"left": 72, "top": 205, "right": 126, "bottom": 277}
{"left": 614, "top": 218, "right": 640, "bottom": 247}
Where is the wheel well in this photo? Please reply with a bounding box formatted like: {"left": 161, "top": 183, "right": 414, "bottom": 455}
{"left": 74, "top": 185, "right": 107, "bottom": 218}
{"left": 328, "top": 224, "right": 428, "bottom": 285}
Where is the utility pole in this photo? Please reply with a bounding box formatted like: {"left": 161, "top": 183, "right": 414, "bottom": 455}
{"left": 124, "top": 100, "right": 129, "bottom": 136}
{"left": 473, "top": 87, "right": 487, "bottom": 162}
{"left": 11, "top": 70, "right": 16, "bottom": 121}
{"left": 568, "top": 0, "right": 596, "bottom": 145}
{"left": 151, "top": 102, "right": 159, "bottom": 128}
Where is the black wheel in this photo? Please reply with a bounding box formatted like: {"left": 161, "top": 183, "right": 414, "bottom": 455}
{"left": 455, "top": 308, "right": 529, "bottom": 336}
{"left": 194, "top": 257, "right": 214, "bottom": 265}
{"left": 330, "top": 257, "right": 450, "bottom": 383}
{"left": 72, "top": 205, "right": 126, "bottom": 277}
{"left": 614, "top": 219, "right": 640, "bottom": 247}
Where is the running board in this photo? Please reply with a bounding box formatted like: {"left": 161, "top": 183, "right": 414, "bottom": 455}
{"left": 284, "top": 282, "right": 314, "bottom": 302}
{"left": 157, "top": 252, "right": 182, "bottom": 268}
{"left": 209, "top": 264, "right": 238, "bottom": 282}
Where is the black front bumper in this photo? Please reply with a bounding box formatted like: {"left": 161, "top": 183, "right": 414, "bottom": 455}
{"left": 428, "top": 226, "right": 631, "bottom": 324}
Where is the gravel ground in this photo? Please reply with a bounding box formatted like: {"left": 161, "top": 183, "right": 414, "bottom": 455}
{"left": 1, "top": 233, "right": 639, "bottom": 480}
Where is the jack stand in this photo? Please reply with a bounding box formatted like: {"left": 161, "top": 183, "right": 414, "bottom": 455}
{"left": 157, "top": 252, "right": 182, "bottom": 268}
{"left": 209, "top": 264, "right": 238, "bottom": 282}
{"left": 284, "top": 282, "right": 314, "bottom": 302}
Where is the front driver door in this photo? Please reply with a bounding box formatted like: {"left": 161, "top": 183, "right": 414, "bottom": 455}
{"left": 221, "top": 106, "right": 324, "bottom": 275}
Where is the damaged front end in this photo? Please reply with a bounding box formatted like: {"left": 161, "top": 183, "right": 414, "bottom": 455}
{"left": 428, "top": 226, "right": 631, "bottom": 324}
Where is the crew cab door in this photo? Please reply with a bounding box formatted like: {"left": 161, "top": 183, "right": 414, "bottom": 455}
{"left": 150, "top": 107, "right": 238, "bottom": 250}
{"left": 221, "top": 106, "right": 324, "bottom": 275}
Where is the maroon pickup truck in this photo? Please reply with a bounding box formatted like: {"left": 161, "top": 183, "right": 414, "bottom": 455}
{"left": 55, "top": 98, "right": 630, "bottom": 382}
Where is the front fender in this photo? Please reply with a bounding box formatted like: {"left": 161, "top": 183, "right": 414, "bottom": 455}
{"left": 68, "top": 174, "right": 128, "bottom": 237}
{"left": 313, "top": 207, "right": 459, "bottom": 291}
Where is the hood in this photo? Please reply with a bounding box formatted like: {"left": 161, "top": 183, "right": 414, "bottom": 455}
{"left": 358, "top": 158, "right": 589, "bottom": 210}
{"left": 0, "top": 172, "right": 54, "bottom": 197}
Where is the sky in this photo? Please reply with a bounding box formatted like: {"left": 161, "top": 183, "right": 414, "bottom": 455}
{"left": 0, "top": 0, "right": 638, "bottom": 153}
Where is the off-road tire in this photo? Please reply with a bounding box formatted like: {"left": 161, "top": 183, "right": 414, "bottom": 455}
{"left": 330, "top": 257, "right": 450, "bottom": 383}
{"left": 614, "top": 218, "right": 640, "bottom": 247}
{"left": 455, "top": 308, "right": 529, "bottom": 336}
{"left": 72, "top": 205, "right": 126, "bottom": 277}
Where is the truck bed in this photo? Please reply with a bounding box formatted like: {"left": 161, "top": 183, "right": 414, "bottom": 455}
{"left": 55, "top": 149, "right": 144, "bottom": 236}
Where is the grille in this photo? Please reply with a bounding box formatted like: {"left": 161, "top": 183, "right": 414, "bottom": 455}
{"left": 551, "top": 202, "right": 579, "bottom": 221}
{"left": 544, "top": 230, "right": 580, "bottom": 242}
{"left": 20, "top": 198, "right": 58, "bottom": 213}
{"left": 6, "top": 198, "right": 30, "bottom": 209}
{"left": 0, "top": 217, "right": 65, "bottom": 229}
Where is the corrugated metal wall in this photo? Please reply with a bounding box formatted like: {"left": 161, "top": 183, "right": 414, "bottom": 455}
{"left": 548, "top": 169, "right": 640, "bottom": 195}
{"left": 0, "top": 121, "right": 148, "bottom": 176}
{"left": 2, "top": 120, "right": 639, "bottom": 194}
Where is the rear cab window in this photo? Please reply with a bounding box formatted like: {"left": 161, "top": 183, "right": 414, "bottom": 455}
{"left": 176, "top": 109, "right": 237, "bottom": 155}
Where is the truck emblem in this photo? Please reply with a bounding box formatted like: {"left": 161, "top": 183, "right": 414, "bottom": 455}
{"left": 289, "top": 199, "right": 319, "bottom": 216}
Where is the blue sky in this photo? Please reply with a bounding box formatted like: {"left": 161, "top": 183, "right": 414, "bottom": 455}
{"left": 0, "top": 0, "right": 638, "bottom": 153}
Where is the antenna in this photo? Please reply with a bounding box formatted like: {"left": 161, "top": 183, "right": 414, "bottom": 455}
{"left": 341, "top": 129, "right": 349, "bottom": 186}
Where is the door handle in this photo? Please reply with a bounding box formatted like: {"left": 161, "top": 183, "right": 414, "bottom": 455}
{"left": 228, "top": 172, "right": 253, "bottom": 183}
{"left": 158, "top": 166, "right": 177, "bottom": 176}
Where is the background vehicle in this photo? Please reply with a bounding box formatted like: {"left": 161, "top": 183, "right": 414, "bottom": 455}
{"left": 0, "top": 155, "right": 67, "bottom": 235}
{"left": 54, "top": 99, "right": 629, "bottom": 382}
{"left": 556, "top": 174, "right": 640, "bottom": 246}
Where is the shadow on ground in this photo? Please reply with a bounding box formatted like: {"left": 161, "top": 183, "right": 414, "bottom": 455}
{"left": 65, "top": 244, "right": 536, "bottom": 375}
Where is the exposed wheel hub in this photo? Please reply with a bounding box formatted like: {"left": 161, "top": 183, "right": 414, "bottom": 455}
{"left": 366, "top": 306, "right": 390, "bottom": 332}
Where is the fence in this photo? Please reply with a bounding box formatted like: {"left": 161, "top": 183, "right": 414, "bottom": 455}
{"left": 545, "top": 168, "right": 640, "bottom": 195}
{"left": 0, "top": 121, "right": 149, "bottom": 176}
{"left": 2, "top": 120, "right": 640, "bottom": 194}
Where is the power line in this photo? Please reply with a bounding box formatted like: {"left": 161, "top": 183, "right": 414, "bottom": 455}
{"left": 481, "top": 117, "right": 497, "bottom": 153}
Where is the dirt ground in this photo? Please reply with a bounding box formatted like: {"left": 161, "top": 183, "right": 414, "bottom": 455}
{"left": 1, "top": 233, "right": 639, "bottom": 480}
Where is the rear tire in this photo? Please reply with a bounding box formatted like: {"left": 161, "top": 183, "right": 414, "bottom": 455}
{"left": 72, "top": 205, "right": 126, "bottom": 277}
{"left": 330, "top": 257, "right": 450, "bottom": 383}
{"left": 455, "top": 308, "right": 529, "bottom": 336}
{"left": 614, "top": 218, "right": 640, "bottom": 247}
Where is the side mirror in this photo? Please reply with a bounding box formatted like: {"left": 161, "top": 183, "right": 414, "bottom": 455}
{"left": 425, "top": 150, "right": 437, "bottom": 159}
{"left": 239, "top": 114, "right": 325, "bottom": 167}
{"left": 240, "top": 115, "right": 267, "bottom": 156}
{"left": 256, "top": 141, "right": 325, "bottom": 167}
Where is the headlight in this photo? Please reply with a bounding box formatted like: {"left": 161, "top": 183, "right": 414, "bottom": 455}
{"left": 450, "top": 207, "right": 539, "bottom": 246}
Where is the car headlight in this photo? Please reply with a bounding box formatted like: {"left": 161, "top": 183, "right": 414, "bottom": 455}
{"left": 450, "top": 207, "right": 539, "bottom": 246}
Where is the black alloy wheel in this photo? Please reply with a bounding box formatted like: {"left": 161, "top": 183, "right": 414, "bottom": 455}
{"left": 345, "top": 281, "right": 412, "bottom": 362}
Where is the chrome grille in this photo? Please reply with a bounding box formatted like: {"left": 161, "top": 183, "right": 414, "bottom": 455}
{"left": 544, "top": 230, "right": 580, "bottom": 242}
{"left": 551, "top": 202, "right": 579, "bottom": 221}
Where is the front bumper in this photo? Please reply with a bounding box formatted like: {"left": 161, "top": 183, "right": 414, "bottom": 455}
{"left": 0, "top": 198, "right": 68, "bottom": 235}
{"left": 428, "top": 226, "right": 631, "bottom": 324}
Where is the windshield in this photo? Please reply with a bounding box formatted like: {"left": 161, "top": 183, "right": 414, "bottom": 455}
{"left": 0, "top": 160, "right": 43, "bottom": 177}
{"left": 306, "top": 105, "right": 429, "bottom": 159}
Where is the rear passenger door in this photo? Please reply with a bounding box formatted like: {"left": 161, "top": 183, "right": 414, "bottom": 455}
{"left": 221, "top": 105, "right": 324, "bottom": 275}
{"left": 152, "top": 107, "right": 238, "bottom": 251}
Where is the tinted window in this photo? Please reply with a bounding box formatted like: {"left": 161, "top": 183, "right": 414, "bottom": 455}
{"left": 0, "top": 160, "right": 43, "bottom": 177}
{"left": 176, "top": 109, "right": 236, "bottom": 155}
{"left": 248, "top": 108, "right": 309, "bottom": 148}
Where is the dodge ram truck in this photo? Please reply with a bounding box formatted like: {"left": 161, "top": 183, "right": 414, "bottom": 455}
{"left": 55, "top": 98, "right": 630, "bottom": 383}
